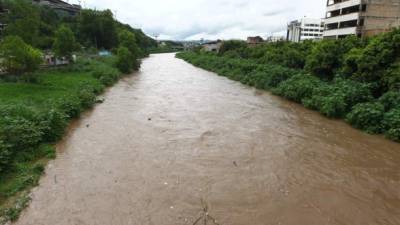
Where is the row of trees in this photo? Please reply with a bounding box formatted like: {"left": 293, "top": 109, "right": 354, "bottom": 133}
{"left": 0, "top": 0, "right": 157, "bottom": 74}
{"left": 216, "top": 31, "right": 399, "bottom": 97}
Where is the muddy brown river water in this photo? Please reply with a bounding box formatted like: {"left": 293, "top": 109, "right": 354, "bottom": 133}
{"left": 13, "top": 53, "right": 400, "bottom": 225}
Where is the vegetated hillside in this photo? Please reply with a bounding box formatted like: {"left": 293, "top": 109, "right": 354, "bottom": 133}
{"left": 0, "top": 0, "right": 157, "bottom": 53}
{"left": 177, "top": 29, "right": 400, "bottom": 142}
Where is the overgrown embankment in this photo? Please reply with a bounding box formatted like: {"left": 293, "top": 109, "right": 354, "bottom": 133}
{"left": 0, "top": 56, "right": 127, "bottom": 223}
{"left": 177, "top": 30, "right": 400, "bottom": 142}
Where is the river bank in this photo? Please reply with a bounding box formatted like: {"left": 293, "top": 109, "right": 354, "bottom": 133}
{"left": 176, "top": 51, "right": 400, "bottom": 142}
{"left": 0, "top": 56, "right": 127, "bottom": 223}
{"left": 11, "top": 53, "right": 400, "bottom": 225}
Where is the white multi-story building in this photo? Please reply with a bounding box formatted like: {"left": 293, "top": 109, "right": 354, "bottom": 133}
{"left": 287, "top": 18, "right": 325, "bottom": 42}
{"left": 323, "top": 0, "right": 400, "bottom": 39}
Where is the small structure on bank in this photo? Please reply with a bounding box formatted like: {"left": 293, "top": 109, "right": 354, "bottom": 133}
{"left": 202, "top": 40, "right": 223, "bottom": 52}
{"left": 43, "top": 52, "right": 75, "bottom": 67}
{"left": 247, "top": 36, "right": 264, "bottom": 46}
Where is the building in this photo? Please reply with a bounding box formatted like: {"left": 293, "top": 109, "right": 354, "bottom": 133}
{"left": 323, "top": 0, "right": 400, "bottom": 39}
{"left": 32, "top": 0, "right": 81, "bottom": 16}
{"left": 287, "top": 18, "right": 325, "bottom": 42}
{"left": 266, "top": 36, "right": 286, "bottom": 42}
{"left": 247, "top": 36, "right": 264, "bottom": 46}
{"left": 202, "top": 40, "right": 223, "bottom": 52}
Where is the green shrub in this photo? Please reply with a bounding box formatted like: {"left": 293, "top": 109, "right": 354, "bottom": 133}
{"left": 91, "top": 64, "right": 121, "bottom": 86}
{"left": 383, "top": 108, "right": 400, "bottom": 130}
{"left": 273, "top": 74, "right": 322, "bottom": 103}
{"left": 37, "top": 109, "right": 68, "bottom": 142}
{"left": 346, "top": 102, "right": 385, "bottom": 134}
{"left": 0, "top": 140, "right": 11, "bottom": 173}
{"left": 386, "top": 128, "right": 400, "bottom": 142}
{"left": 263, "top": 66, "right": 298, "bottom": 88}
{"left": 305, "top": 40, "right": 341, "bottom": 80}
{"left": 379, "top": 91, "right": 400, "bottom": 111}
{"left": 78, "top": 88, "right": 97, "bottom": 109}
{"left": 0, "top": 117, "right": 43, "bottom": 151}
{"left": 0, "top": 36, "right": 42, "bottom": 74}
{"left": 56, "top": 95, "right": 82, "bottom": 118}
{"left": 116, "top": 46, "right": 133, "bottom": 73}
{"left": 302, "top": 79, "right": 372, "bottom": 118}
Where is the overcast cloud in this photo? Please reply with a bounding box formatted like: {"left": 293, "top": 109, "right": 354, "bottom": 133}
{"left": 71, "top": 0, "right": 326, "bottom": 40}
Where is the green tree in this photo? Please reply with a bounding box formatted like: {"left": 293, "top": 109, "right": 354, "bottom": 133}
{"left": 219, "top": 40, "right": 247, "bottom": 55}
{"left": 53, "top": 25, "right": 76, "bottom": 60}
{"left": 77, "top": 9, "right": 118, "bottom": 49}
{"left": 0, "top": 36, "right": 42, "bottom": 74}
{"left": 118, "top": 30, "right": 139, "bottom": 69}
{"left": 3, "top": 0, "right": 40, "bottom": 46}
{"left": 305, "top": 40, "right": 341, "bottom": 80}
{"left": 115, "top": 46, "right": 133, "bottom": 73}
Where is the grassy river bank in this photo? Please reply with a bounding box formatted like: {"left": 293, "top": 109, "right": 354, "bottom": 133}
{"left": 0, "top": 56, "right": 127, "bottom": 223}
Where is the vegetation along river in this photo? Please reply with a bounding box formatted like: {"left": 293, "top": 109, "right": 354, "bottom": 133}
{"left": 13, "top": 53, "right": 400, "bottom": 225}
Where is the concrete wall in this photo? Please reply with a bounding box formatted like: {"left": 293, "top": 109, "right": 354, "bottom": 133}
{"left": 362, "top": 0, "right": 400, "bottom": 36}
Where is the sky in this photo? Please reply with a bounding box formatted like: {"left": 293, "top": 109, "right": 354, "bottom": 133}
{"left": 69, "top": 0, "right": 326, "bottom": 40}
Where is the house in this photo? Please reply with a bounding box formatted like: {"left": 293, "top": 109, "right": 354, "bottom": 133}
{"left": 202, "top": 40, "right": 223, "bottom": 52}
{"left": 247, "top": 36, "right": 264, "bottom": 46}
{"left": 323, "top": 0, "right": 400, "bottom": 39}
{"left": 287, "top": 18, "right": 325, "bottom": 42}
{"left": 43, "top": 52, "right": 75, "bottom": 66}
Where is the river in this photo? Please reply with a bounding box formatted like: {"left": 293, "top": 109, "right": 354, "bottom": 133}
{"left": 13, "top": 53, "right": 400, "bottom": 225}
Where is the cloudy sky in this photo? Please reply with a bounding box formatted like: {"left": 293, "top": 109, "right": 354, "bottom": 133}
{"left": 70, "top": 0, "right": 326, "bottom": 40}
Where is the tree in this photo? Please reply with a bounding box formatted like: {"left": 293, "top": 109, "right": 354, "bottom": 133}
{"left": 219, "top": 40, "right": 247, "bottom": 55}
{"left": 305, "top": 40, "right": 342, "bottom": 80}
{"left": 77, "top": 9, "right": 118, "bottom": 49}
{"left": 53, "top": 25, "right": 76, "bottom": 60}
{"left": 3, "top": 0, "right": 41, "bottom": 46}
{"left": 0, "top": 36, "right": 42, "bottom": 74}
{"left": 118, "top": 30, "right": 139, "bottom": 69}
{"left": 115, "top": 46, "right": 133, "bottom": 73}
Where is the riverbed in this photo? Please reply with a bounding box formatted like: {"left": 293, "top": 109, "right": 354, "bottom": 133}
{"left": 14, "top": 53, "right": 400, "bottom": 225}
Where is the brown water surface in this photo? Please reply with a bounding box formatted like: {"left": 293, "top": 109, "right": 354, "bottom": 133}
{"left": 14, "top": 53, "right": 400, "bottom": 225}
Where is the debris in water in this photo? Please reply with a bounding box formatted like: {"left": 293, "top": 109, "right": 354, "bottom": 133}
{"left": 148, "top": 118, "right": 152, "bottom": 121}
{"left": 96, "top": 98, "right": 105, "bottom": 103}
{"left": 86, "top": 124, "right": 90, "bottom": 128}
{"left": 233, "top": 161, "right": 238, "bottom": 167}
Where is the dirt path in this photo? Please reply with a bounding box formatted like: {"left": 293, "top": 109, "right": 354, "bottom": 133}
{"left": 14, "top": 53, "right": 400, "bottom": 225}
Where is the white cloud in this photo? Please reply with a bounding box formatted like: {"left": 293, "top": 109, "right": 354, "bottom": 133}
{"left": 75, "top": 0, "right": 326, "bottom": 40}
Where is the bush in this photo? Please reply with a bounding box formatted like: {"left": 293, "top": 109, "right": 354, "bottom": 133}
{"left": 383, "top": 108, "right": 400, "bottom": 130}
{"left": 37, "top": 109, "right": 68, "bottom": 142}
{"left": 346, "top": 102, "right": 385, "bottom": 134}
{"left": 116, "top": 46, "right": 133, "bottom": 73}
{"left": 273, "top": 74, "right": 322, "bottom": 103}
{"left": 0, "top": 117, "right": 43, "bottom": 151}
{"left": 263, "top": 66, "right": 298, "bottom": 88}
{"left": 386, "top": 128, "right": 400, "bottom": 142}
{"left": 0, "top": 36, "right": 42, "bottom": 74}
{"left": 305, "top": 40, "right": 341, "bottom": 80}
{"left": 0, "top": 140, "right": 11, "bottom": 173}
{"left": 91, "top": 64, "right": 121, "bottom": 86}
{"left": 379, "top": 91, "right": 400, "bottom": 111}
{"left": 78, "top": 88, "right": 97, "bottom": 109}
{"left": 56, "top": 95, "right": 82, "bottom": 119}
